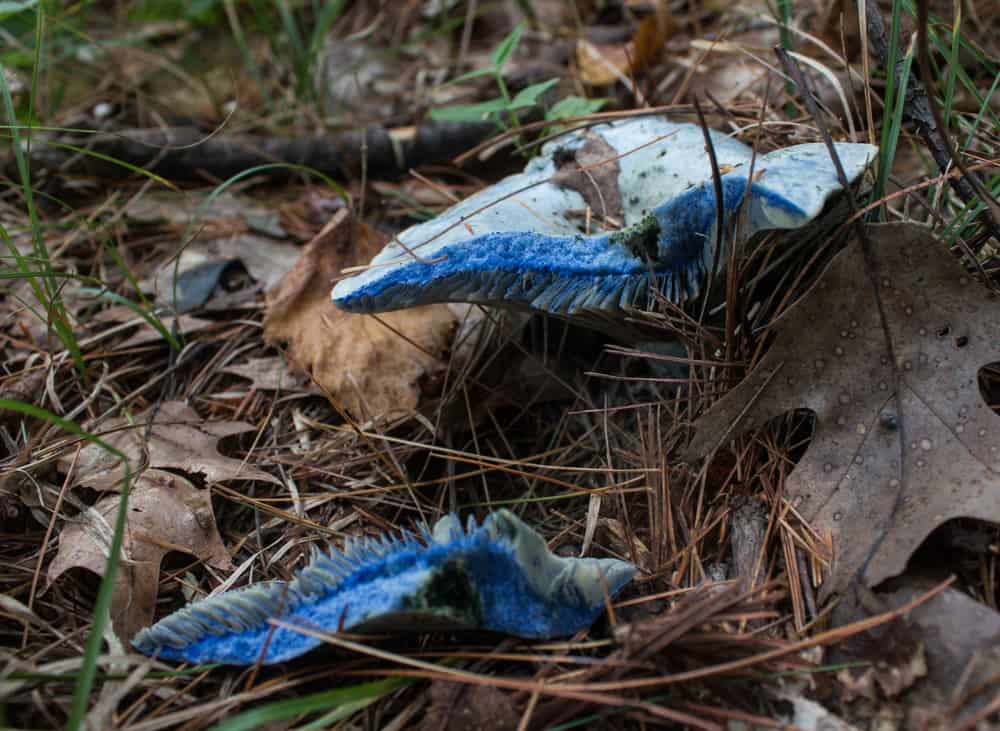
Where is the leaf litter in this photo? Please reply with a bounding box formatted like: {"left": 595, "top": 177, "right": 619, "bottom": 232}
{"left": 687, "top": 222, "right": 1000, "bottom": 596}
{"left": 3, "top": 2, "right": 1000, "bottom": 728}
{"left": 47, "top": 468, "right": 232, "bottom": 640}
{"left": 830, "top": 581, "right": 1000, "bottom": 725}
{"left": 126, "top": 191, "right": 302, "bottom": 312}
{"left": 60, "top": 400, "right": 279, "bottom": 491}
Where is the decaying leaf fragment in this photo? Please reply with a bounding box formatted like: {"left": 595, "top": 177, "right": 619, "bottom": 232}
{"left": 47, "top": 469, "right": 232, "bottom": 640}
{"left": 127, "top": 191, "right": 301, "bottom": 312}
{"left": 880, "top": 583, "right": 1000, "bottom": 724}
{"left": 219, "top": 356, "right": 318, "bottom": 394}
{"left": 264, "top": 210, "right": 456, "bottom": 420}
{"left": 686, "top": 223, "right": 1000, "bottom": 596}
{"left": 576, "top": 13, "right": 671, "bottom": 86}
{"left": 61, "top": 401, "right": 278, "bottom": 490}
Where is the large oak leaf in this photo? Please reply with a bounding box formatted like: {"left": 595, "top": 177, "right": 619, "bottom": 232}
{"left": 686, "top": 223, "right": 1000, "bottom": 596}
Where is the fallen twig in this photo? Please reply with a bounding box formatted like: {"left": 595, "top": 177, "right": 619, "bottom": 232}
{"left": 23, "top": 122, "right": 498, "bottom": 183}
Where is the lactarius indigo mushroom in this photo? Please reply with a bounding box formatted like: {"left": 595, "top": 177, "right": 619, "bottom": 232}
{"left": 132, "top": 510, "right": 635, "bottom": 665}
{"left": 331, "top": 117, "right": 876, "bottom": 315}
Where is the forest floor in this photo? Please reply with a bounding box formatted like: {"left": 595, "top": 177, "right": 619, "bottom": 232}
{"left": 1, "top": 1, "right": 999, "bottom": 729}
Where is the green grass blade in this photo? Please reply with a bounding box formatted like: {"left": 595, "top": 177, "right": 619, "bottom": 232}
{"left": 899, "top": 0, "right": 999, "bottom": 129}
{"left": 101, "top": 240, "right": 154, "bottom": 312}
{"left": 43, "top": 140, "right": 180, "bottom": 190}
{"left": 206, "top": 677, "right": 411, "bottom": 731}
{"left": 490, "top": 21, "right": 524, "bottom": 70}
{"left": 273, "top": 0, "right": 307, "bottom": 89}
{"left": 884, "top": 0, "right": 903, "bottom": 124}
{"left": 942, "top": 2, "right": 961, "bottom": 130}
{"left": 0, "top": 3, "right": 84, "bottom": 373}
{"left": 0, "top": 31, "right": 49, "bottom": 310}
{"left": 306, "top": 0, "right": 347, "bottom": 69}
{"left": 78, "top": 288, "right": 181, "bottom": 352}
{"left": 0, "top": 1, "right": 39, "bottom": 20}
{"left": 222, "top": 0, "right": 271, "bottom": 113}
{"left": 0, "top": 401, "right": 133, "bottom": 731}
{"left": 777, "top": 0, "right": 793, "bottom": 50}
{"left": 963, "top": 71, "right": 1000, "bottom": 150}
{"left": 442, "top": 66, "right": 496, "bottom": 86}
{"left": 872, "top": 38, "right": 914, "bottom": 213}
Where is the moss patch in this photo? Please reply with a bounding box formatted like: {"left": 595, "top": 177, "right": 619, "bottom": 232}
{"left": 401, "top": 558, "right": 483, "bottom": 625}
{"left": 609, "top": 214, "right": 661, "bottom": 261}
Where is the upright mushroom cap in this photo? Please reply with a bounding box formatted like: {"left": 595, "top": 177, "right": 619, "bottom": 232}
{"left": 332, "top": 117, "right": 877, "bottom": 316}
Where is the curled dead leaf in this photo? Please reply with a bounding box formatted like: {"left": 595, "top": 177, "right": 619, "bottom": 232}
{"left": 124, "top": 191, "right": 300, "bottom": 312}
{"left": 830, "top": 580, "right": 1000, "bottom": 725}
{"left": 686, "top": 223, "right": 1000, "bottom": 597}
{"left": 263, "top": 210, "right": 456, "bottom": 420}
{"left": 553, "top": 134, "right": 624, "bottom": 225}
{"left": 145, "top": 233, "right": 301, "bottom": 312}
{"left": 47, "top": 469, "right": 231, "bottom": 640}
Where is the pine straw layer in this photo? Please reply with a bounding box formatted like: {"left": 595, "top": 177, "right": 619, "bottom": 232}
{"left": 2, "top": 199, "right": 992, "bottom": 728}
{"left": 2, "top": 4, "right": 1000, "bottom": 727}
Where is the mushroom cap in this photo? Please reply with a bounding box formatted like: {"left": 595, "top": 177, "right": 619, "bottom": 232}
{"left": 332, "top": 117, "right": 876, "bottom": 315}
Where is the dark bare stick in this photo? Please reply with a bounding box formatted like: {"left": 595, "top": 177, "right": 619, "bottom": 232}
{"left": 23, "top": 122, "right": 497, "bottom": 183}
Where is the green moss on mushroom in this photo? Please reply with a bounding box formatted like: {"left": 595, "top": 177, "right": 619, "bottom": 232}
{"left": 610, "top": 214, "right": 661, "bottom": 261}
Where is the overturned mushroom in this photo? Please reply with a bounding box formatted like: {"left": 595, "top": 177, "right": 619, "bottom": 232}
{"left": 132, "top": 510, "right": 635, "bottom": 665}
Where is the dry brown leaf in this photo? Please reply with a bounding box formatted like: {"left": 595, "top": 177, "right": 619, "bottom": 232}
{"left": 263, "top": 211, "right": 456, "bottom": 420}
{"left": 47, "top": 469, "right": 232, "bottom": 640}
{"left": 836, "top": 617, "right": 927, "bottom": 701}
{"left": 62, "top": 401, "right": 279, "bottom": 490}
{"left": 220, "top": 356, "right": 318, "bottom": 393}
{"left": 577, "top": 14, "right": 671, "bottom": 86}
{"left": 577, "top": 39, "right": 632, "bottom": 86}
{"left": 686, "top": 223, "right": 1000, "bottom": 597}
{"left": 829, "top": 580, "right": 1000, "bottom": 725}
{"left": 553, "top": 133, "right": 623, "bottom": 225}
{"left": 126, "top": 191, "right": 299, "bottom": 310}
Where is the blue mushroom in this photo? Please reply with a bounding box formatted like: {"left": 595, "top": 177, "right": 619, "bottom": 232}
{"left": 132, "top": 510, "right": 635, "bottom": 665}
{"left": 331, "top": 117, "right": 877, "bottom": 315}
